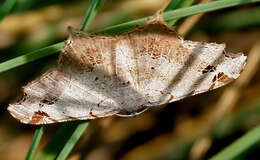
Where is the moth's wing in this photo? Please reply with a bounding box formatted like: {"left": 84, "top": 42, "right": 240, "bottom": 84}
{"left": 8, "top": 30, "right": 121, "bottom": 124}
{"left": 7, "top": 69, "right": 121, "bottom": 124}
{"left": 8, "top": 29, "right": 148, "bottom": 124}
{"left": 125, "top": 24, "right": 247, "bottom": 106}
{"left": 165, "top": 41, "right": 247, "bottom": 103}
{"left": 61, "top": 29, "right": 148, "bottom": 115}
{"left": 121, "top": 24, "right": 182, "bottom": 106}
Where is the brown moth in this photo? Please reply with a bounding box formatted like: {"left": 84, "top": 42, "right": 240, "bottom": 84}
{"left": 8, "top": 18, "right": 246, "bottom": 124}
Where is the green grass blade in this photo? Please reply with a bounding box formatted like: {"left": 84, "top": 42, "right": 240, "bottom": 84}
{"left": 26, "top": 126, "right": 45, "bottom": 160}
{"left": 167, "top": 0, "right": 195, "bottom": 26}
{"left": 163, "top": 0, "right": 260, "bottom": 22}
{"left": 35, "top": 121, "right": 89, "bottom": 160}
{"left": 1, "top": 0, "right": 259, "bottom": 74}
{"left": 56, "top": 121, "right": 90, "bottom": 160}
{"left": 0, "top": 42, "right": 64, "bottom": 73}
{"left": 81, "top": 0, "right": 105, "bottom": 31}
{"left": 0, "top": 0, "right": 17, "bottom": 23}
{"left": 210, "top": 124, "right": 260, "bottom": 160}
{"left": 97, "top": 17, "right": 147, "bottom": 34}
{"left": 99, "top": 0, "right": 260, "bottom": 34}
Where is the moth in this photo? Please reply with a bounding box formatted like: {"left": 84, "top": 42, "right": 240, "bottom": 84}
{"left": 8, "top": 17, "right": 247, "bottom": 124}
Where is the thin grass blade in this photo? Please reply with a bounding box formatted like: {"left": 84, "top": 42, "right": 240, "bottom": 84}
{"left": 26, "top": 126, "right": 45, "bottom": 160}
{"left": 210, "top": 124, "right": 260, "bottom": 160}
{"left": 81, "top": 0, "right": 105, "bottom": 31}
{"left": 35, "top": 121, "right": 89, "bottom": 160}
{"left": 99, "top": 0, "right": 260, "bottom": 34}
{"left": 167, "top": 0, "right": 195, "bottom": 26}
{"left": 0, "top": 42, "right": 64, "bottom": 73}
{"left": 56, "top": 122, "right": 90, "bottom": 160}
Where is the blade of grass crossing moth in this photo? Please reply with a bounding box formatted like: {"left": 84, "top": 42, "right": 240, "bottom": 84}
{"left": 26, "top": 126, "right": 45, "bottom": 160}
{"left": 210, "top": 124, "right": 260, "bottom": 160}
{"left": 97, "top": 17, "right": 147, "bottom": 35}
{"left": 0, "top": 42, "right": 65, "bottom": 73}
{"left": 163, "top": 0, "right": 195, "bottom": 26}
{"left": 162, "top": 0, "right": 260, "bottom": 22}
{"left": 81, "top": 0, "right": 105, "bottom": 31}
{"left": 56, "top": 122, "right": 90, "bottom": 160}
{"left": 0, "top": 0, "right": 259, "bottom": 73}
{"left": 36, "top": 1, "right": 105, "bottom": 160}
{"left": 99, "top": 0, "right": 260, "bottom": 34}
{"left": 0, "top": 0, "right": 17, "bottom": 23}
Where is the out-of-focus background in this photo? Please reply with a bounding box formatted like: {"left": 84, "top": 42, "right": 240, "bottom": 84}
{"left": 0, "top": 0, "right": 260, "bottom": 159}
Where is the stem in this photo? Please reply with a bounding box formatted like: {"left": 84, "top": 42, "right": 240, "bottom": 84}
{"left": 81, "top": 0, "right": 105, "bottom": 31}
{"left": 210, "top": 124, "right": 260, "bottom": 160}
{"left": 26, "top": 126, "right": 45, "bottom": 160}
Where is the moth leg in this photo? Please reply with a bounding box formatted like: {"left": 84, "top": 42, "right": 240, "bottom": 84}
{"left": 147, "top": 9, "right": 165, "bottom": 24}
{"left": 147, "top": 9, "right": 172, "bottom": 31}
{"left": 116, "top": 107, "right": 149, "bottom": 117}
{"left": 154, "top": 10, "right": 164, "bottom": 23}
